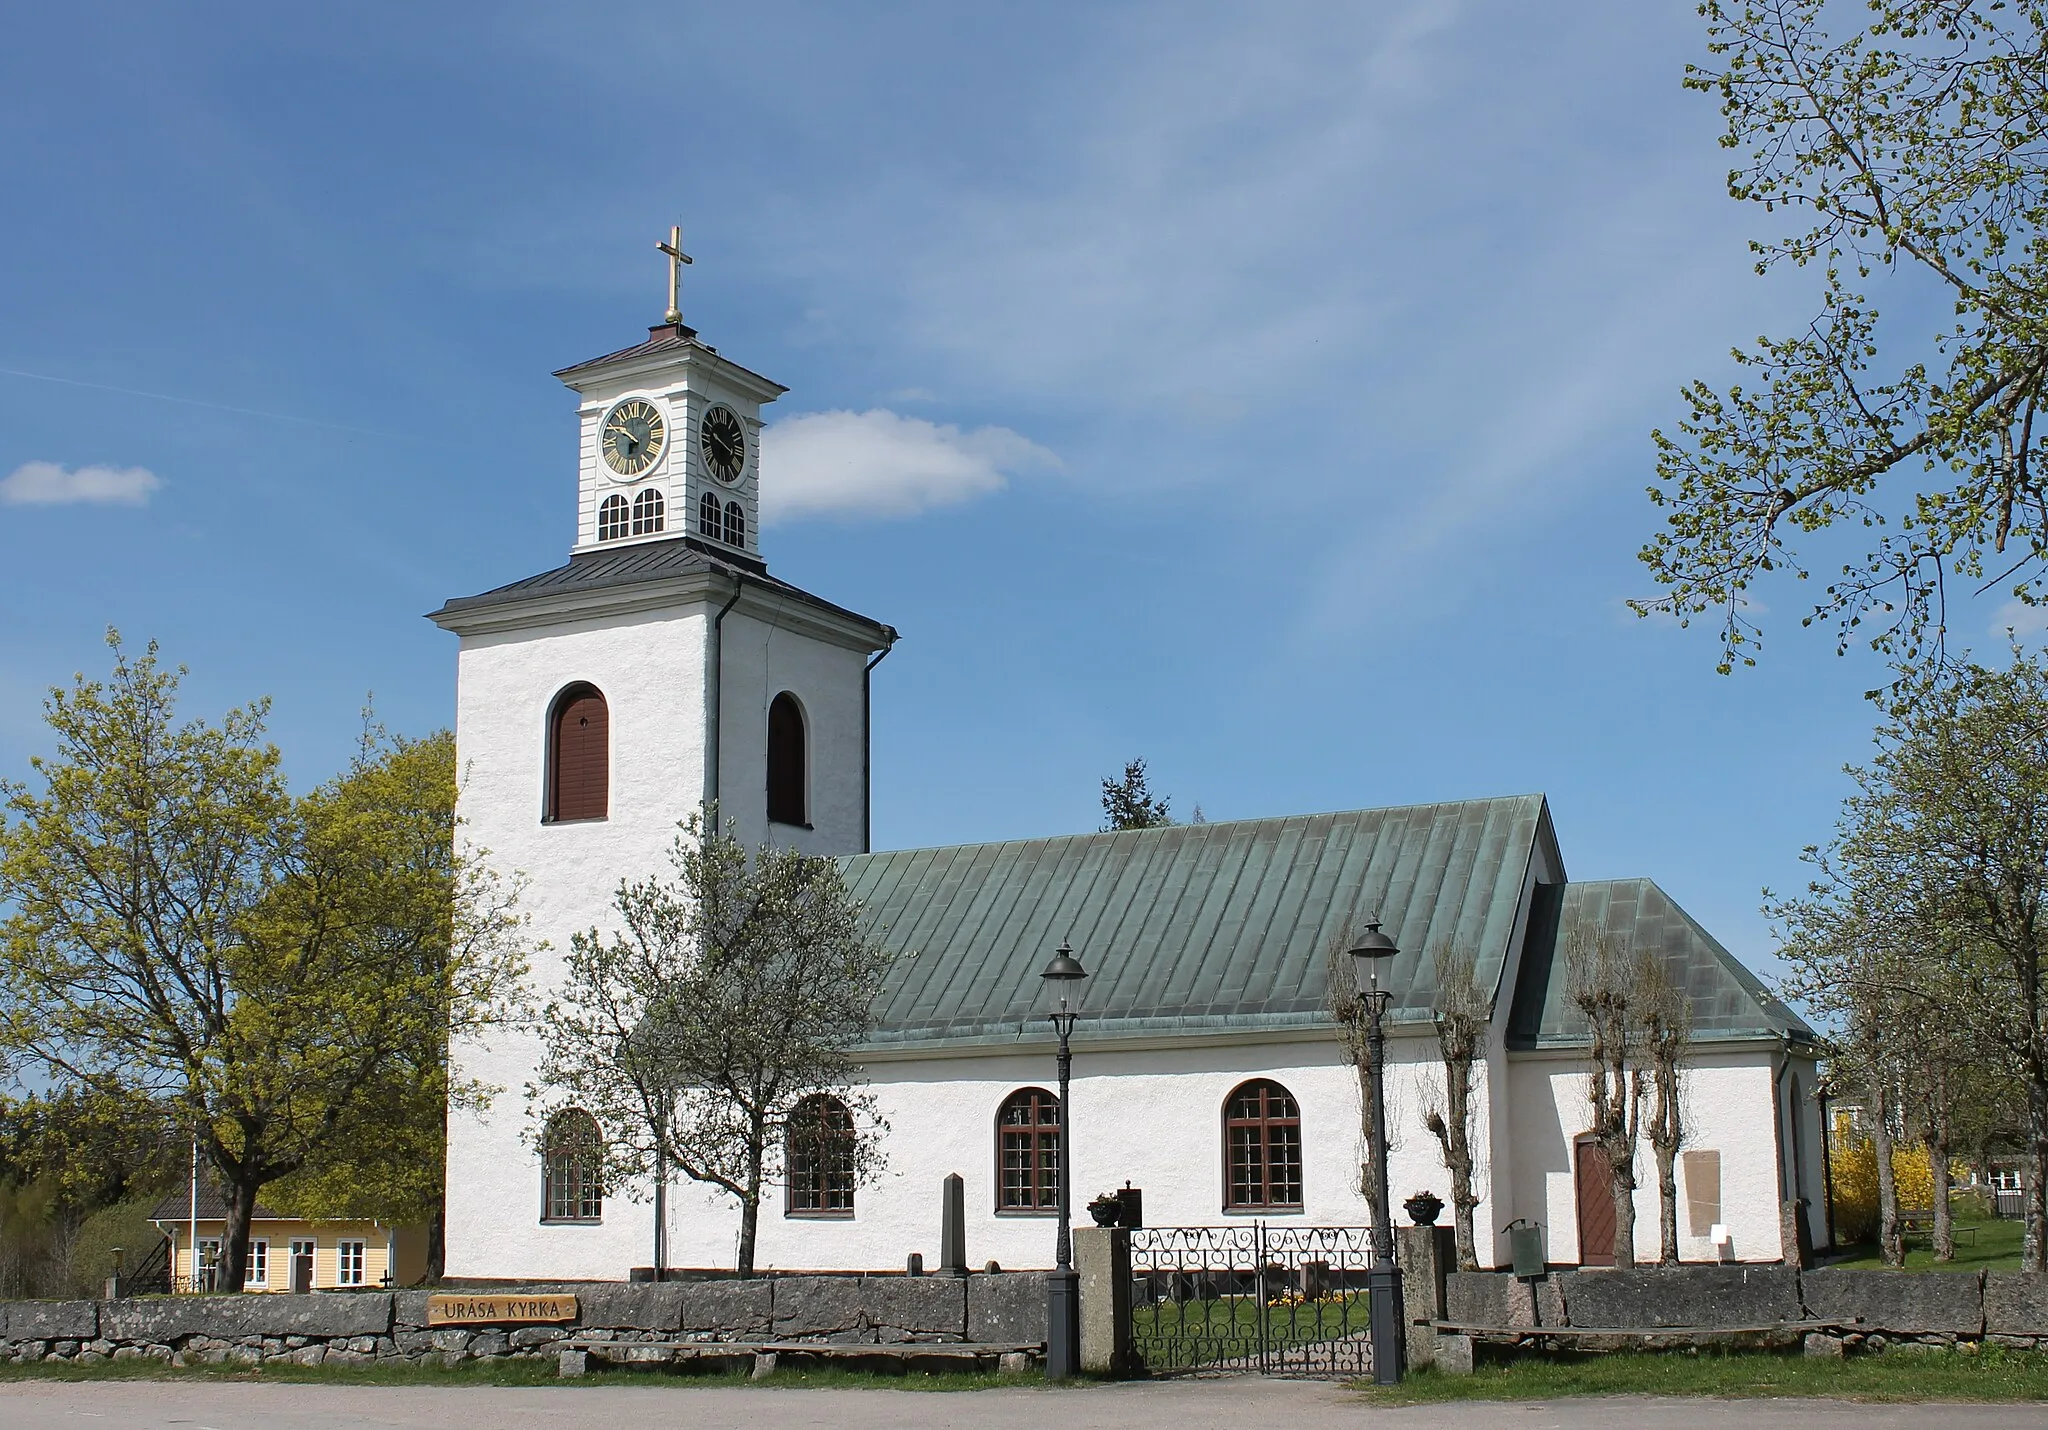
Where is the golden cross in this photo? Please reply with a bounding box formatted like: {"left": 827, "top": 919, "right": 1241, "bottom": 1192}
{"left": 656, "top": 225, "right": 693, "bottom": 326}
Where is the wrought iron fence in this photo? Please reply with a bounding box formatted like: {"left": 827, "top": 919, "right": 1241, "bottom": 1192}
{"left": 1129, "top": 1224, "right": 1376, "bottom": 1376}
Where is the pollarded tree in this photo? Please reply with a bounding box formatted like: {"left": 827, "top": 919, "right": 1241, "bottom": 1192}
{"left": 1566, "top": 928, "right": 1645, "bottom": 1268}
{"left": 531, "top": 807, "right": 894, "bottom": 1277}
{"left": 1639, "top": 1, "right": 2048, "bottom": 672}
{"left": 1422, "top": 942, "right": 1488, "bottom": 1271}
{"left": 1637, "top": 953, "right": 1691, "bottom": 1267}
{"left": 0, "top": 637, "right": 531, "bottom": 1289}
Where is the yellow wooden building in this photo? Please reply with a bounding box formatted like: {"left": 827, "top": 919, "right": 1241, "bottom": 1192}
{"left": 149, "top": 1188, "right": 427, "bottom": 1293}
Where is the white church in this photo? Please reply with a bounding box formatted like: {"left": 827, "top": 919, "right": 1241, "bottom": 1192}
{"left": 431, "top": 283, "right": 1829, "bottom": 1279}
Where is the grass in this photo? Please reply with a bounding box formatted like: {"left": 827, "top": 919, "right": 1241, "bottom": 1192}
{"left": 1827, "top": 1217, "right": 2025, "bottom": 1273}
{"left": 1131, "top": 1294, "right": 1370, "bottom": 1371}
{"left": 1350, "top": 1346, "right": 2048, "bottom": 1405}
{"left": 0, "top": 1354, "right": 1035, "bottom": 1392}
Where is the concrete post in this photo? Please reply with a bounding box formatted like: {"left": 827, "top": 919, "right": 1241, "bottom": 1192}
{"left": 1073, "top": 1225, "right": 1136, "bottom": 1375}
{"left": 1395, "top": 1223, "right": 1455, "bottom": 1371}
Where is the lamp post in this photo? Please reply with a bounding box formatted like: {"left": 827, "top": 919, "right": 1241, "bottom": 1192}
{"left": 1348, "top": 918, "right": 1405, "bottom": 1385}
{"left": 1040, "top": 941, "right": 1087, "bottom": 1379}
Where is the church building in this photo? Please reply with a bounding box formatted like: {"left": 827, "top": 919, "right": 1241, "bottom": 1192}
{"left": 431, "top": 272, "right": 1827, "bottom": 1280}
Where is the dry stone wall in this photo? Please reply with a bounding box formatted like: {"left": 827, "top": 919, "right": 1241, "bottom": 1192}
{"left": 0, "top": 1274, "right": 1046, "bottom": 1369}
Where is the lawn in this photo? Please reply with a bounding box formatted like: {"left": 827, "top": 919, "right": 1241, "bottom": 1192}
{"left": 1352, "top": 1346, "right": 2048, "bottom": 1404}
{"left": 1827, "top": 1218, "right": 2024, "bottom": 1273}
{"left": 1131, "top": 1293, "right": 1370, "bottom": 1371}
{"left": 0, "top": 1354, "right": 1032, "bottom": 1392}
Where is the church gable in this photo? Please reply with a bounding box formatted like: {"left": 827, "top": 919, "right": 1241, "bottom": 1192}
{"left": 842, "top": 794, "right": 1554, "bottom": 1053}
{"left": 1504, "top": 877, "right": 1815, "bottom": 1050}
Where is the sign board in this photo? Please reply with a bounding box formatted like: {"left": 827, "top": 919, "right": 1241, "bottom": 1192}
{"left": 426, "top": 1293, "right": 578, "bottom": 1325}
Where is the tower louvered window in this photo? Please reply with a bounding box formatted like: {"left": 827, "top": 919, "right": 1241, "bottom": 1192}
{"left": 597, "top": 493, "right": 630, "bottom": 541}
{"left": 547, "top": 684, "right": 608, "bottom": 823}
{"left": 723, "top": 500, "right": 745, "bottom": 548}
{"left": 699, "top": 490, "right": 722, "bottom": 538}
{"left": 1224, "top": 1079, "right": 1302, "bottom": 1210}
{"left": 631, "top": 487, "right": 664, "bottom": 535}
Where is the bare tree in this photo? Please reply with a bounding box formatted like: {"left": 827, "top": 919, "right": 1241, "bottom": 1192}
{"left": 1326, "top": 936, "right": 1383, "bottom": 1210}
{"left": 1566, "top": 928, "right": 1644, "bottom": 1267}
{"left": 1422, "top": 942, "right": 1487, "bottom": 1270}
{"left": 1638, "top": 953, "right": 1691, "bottom": 1266}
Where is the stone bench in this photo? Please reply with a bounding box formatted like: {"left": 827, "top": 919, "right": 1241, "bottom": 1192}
{"left": 1428, "top": 1319, "right": 1862, "bottom": 1374}
{"left": 555, "top": 1338, "right": 1043, "bottom": 1379}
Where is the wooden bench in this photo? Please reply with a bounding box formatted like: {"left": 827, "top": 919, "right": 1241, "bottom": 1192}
{"left": 1898, "top": 1212, "right": 1977, "bottom": 1246}
{"left": 554, "top": 1338, "right": 1043, "bottom": 1378}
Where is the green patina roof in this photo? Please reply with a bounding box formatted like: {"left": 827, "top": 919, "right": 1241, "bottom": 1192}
{"left": 1506, "top": 878, "right": 1814, "bottom": 1050}
{"left": 841, "top": 795, "right": 1555, "bottom": 1052}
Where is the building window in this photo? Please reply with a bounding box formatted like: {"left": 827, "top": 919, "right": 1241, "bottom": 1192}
{"left": 195, "top": 1238, "right": 221, "bottom": 1293}
{"left": 542, "top": 1108, "right": 604, "bottom": 1222}
{"left": 546, "top": 683, "right": 608, "bottom": 823}
{"left": 245, "top": 1238, "right": 268, "bottom": 1287}
{"left": 1224, "top": 1078, "right": 1302, "bottom": 1210}
{"left": 997, "top": 1087, "right": 1060, "bottom": 1212}
{"left": 337, "top": 1240, "right": 366, "bottom": 1287}
{"left": 631, "top": 487, "right": 665, "bottom": 536}
{"left": 786, "top": 1094, "right": 856, "bottom": 1216}
{"left": 723, "top": 500, "right": 746, "bottom": 548}
{"left": 597, "top": 493, "right": 630, "bottom": 541}
{"left": 699, "top": 490, "right": 722, "bottom": 537}
{"left": 766, "top": 692, "right": 807, "bottom": 826}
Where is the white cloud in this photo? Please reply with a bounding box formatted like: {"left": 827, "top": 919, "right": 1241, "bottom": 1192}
{"left": 759, "top": 409, "right": 1057, "bottom": 524}
{"left": 1993, "top": 599, "right": 2048, "bottom": 638}
{"left": 1, "top": 461, "right": 161, "bottom": 506}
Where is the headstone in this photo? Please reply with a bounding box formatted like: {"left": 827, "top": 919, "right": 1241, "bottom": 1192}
{"left": 941, "top": 1174, "right": 967, "bottom": 1276}
{"left": 751, "top": 1351, "right": 778, "bottom": 1379}
{"left": 906, "top": 1252, "right": 924, "bottom": 1277}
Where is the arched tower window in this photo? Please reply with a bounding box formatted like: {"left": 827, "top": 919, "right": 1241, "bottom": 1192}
{"left": 597, "top": 493, "right": 630, "bottom": 542}
{"left": 723, "top": 500, "right": 746, "bottom": 548}
{"left": 786, "top": 1094, "right": 855, "bottom": 1215}
{"left": 631, "top": 487, "right": 664, "bottom": 536}
{"left": 1224, "top": 1078, "right": 1302, "bottom": 1210}
{"left": 547, "top": 683, "right": 608, "bottom": 823}
{"left": 767, "top": 692, "right": 807, "bottom": 826}
{"left": 698, "top": 490, "right": 722, "bottom": 538}
{"left": 997, "top": 1087, "right": 1060, "bottom": 1212}
{"left": 541, "top": 1109, "right": 603, "bottom": 1222}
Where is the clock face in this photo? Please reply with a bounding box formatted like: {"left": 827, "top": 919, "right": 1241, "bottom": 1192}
{"left": 600, "top": 398, "right": 665, "bottom": 478}
{"left": 700, "top": 404, "right": 747, "bottom": 485}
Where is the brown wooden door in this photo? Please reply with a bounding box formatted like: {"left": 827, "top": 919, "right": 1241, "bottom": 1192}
{"left": 1575, "top": 1138, "right": 1616, "bottom": 1267}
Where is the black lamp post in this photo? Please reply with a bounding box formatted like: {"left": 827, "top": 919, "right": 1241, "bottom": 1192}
{"left": 1348, "top": 918, "right": 1405, "bottom": 1386}
{"left": 1040, "top": 941, "right": 1087, "bottom": 1379}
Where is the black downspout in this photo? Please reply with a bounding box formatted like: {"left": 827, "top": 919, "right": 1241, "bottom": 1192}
{"left": 706, "top": 572, "right": 745, "bottom": 814}
{"left": 862, "top": 631, "right": 898, "bottom": 854}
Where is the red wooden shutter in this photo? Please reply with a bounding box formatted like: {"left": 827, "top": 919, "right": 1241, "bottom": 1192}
{"left": 551, "top": 688, "right": 609, "bottom": 821}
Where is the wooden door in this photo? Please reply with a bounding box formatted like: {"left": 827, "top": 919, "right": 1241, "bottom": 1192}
{"left": 1575, "top": 1138, "right": 1616, "bottom": 1267}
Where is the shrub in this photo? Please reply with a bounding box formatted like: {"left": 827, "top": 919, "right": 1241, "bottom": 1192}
{"left": 67, "top": 1196, "right": 167, "bottom": 1297}
{"left": 1830, "top": 1134, "right": 1936, "bottom": 1243}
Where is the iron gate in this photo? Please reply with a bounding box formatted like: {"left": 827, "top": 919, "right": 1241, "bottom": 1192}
{"left": 1129, "top": 1224, "right": 1376, "bottom": 1376}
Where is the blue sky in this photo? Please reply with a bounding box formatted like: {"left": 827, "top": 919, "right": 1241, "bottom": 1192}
{"left": 0, "top": 1, "right": 2005, "bottom": 980}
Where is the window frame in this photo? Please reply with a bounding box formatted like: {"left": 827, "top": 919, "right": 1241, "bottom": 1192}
{"left": 698, "top": 489, "right": 722, "bottom": 538}
{"left": 196, "top": 1237, "right": 222, "bottom": 1293}
{"left": 723, "top": 499, "right": 746, "bottom": 548}
{"left": 995, "top": 1086, "right": 1061, "bottom": 1216}
{"left": 244, "top": 1238, "right": 268, "bottom": 1287}
{"left": 541, "top": 1108, "right": 605, "bottom": 1224}
{"left": 337, "top": 1239, "right": 366, "bottom": 1287}
{"left": 784, "top": 1094, "right": 857, "bottom": 1218}
{"left": 597, "top": 492, "right": 631, "bottom": 542}
{"left": 630, "top": 486, "right": 665, "bottom": 536}
{"left": 1221, "top": 1078, "right": 1304, "bottom": 1213}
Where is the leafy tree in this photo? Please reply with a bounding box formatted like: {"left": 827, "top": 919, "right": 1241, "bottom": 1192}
{"left": 530, "top": 807, "right": 894, "bottom": 1277}
{"left": 1638, "top": 1, "right": 2048, "bottom": 670}
{"left": 1422, "top": 942, "right": 1487, "bottom": 1271}
{"left": 1101, "top": 759, "right": 1173, "bottom": 830}
{"left": 0, "top": 636, "right": 529, "bottom": 1291}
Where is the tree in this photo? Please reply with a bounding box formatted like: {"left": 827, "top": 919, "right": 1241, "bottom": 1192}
{"left": 1638, "top": 954, "right": 1692, "bottom": 1267}
{"left": 1422, "top": 942, "right": 1487, "bottom": 1271}
{"left": 1566, "top": 929, "right": 1645, "bottom": 1267}
{"left": 0, "top": 637, "right": 530, "bottom": 1290}
{"left": 1101, "top": 759, "right": 1173, "bottom": 830}
{"left": 1638, "top": 2, "right": 2048, "bottom": 671}
{"left": 1326, "top": 934, "right": 1387, "bottom": 1216}
{"left": 531, "top": 808, "right": 894, "bottom": 1277}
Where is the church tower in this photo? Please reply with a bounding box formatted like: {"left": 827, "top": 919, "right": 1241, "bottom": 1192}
{"left": 429, "top": 235, "right": 896, "bottom": 1282}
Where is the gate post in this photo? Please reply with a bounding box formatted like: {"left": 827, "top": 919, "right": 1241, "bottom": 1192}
{"left": 1074, "top": 1225, "right": 1137, "bottom": 1374}
{"left": 1394, "top": 1223, "right": 1454, "bottom": 1369}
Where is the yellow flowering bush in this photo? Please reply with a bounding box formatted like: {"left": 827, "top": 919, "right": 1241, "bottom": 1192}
{"left": 1830, "top": 1128, "right": 1936, "bottom": 1243}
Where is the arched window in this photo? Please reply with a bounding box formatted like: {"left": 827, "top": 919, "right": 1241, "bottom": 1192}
{"left": 547, "top": 683, "right": 608, "bottom": 823}
{"left": 723, "top": 500, "right": 746, "bottom": 548}
{"left": 597, "top": 493, "right": 630, "bottom": 542}
{"left": 786, "top": 1094, "right": 855, "bottom": 1215}
{"left": 1224, "top": 1079, "right": 1302, "bottom": 1210}
{"left": 631, "top": 487, "right": 665, "bottom": 536}
{"left": 541, "top": 1109, "right": 603, "bottom": 1222}
{"left": 997, "top": 1087, "right": 1060, "bottom": 1212}
{"left": 766, "top": 692, "right": 807, "bottom": 826}
{"left": 698, "top": 490, "right": 722, "bottom": 538}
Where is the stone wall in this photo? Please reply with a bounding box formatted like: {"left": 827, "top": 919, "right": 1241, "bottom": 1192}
{"left": 0, "top": 1273, "right": 1046, "bottom": 1369}
{"left": 1443, "top": 1266, "right": 2048, "bottom": 1353}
